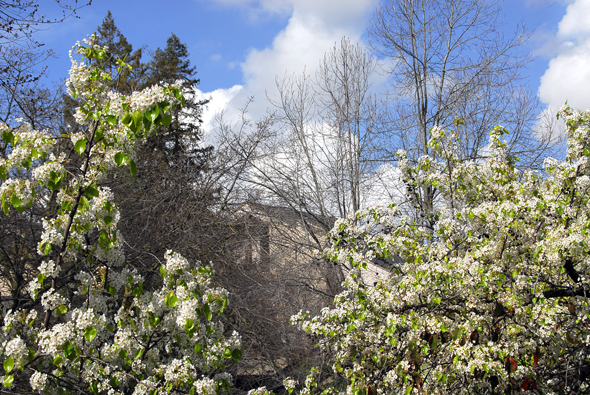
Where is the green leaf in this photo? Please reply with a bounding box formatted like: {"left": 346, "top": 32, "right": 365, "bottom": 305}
{"left": 168, "top": 295, "right": 178, "bottom": 308}
{"left": 161, "top": 113, "right": 172, "bottom": 127}
{"left": 21, "top": 156, "right": 32, "bottom": 169}
{"left": 185, "top": 318, "right": 195, "bottom": 331}
{"left": 114, "top": 151, "right": 128, "bottom": 166}
{"left": 48, "top": 170, "right": 62, "bottom": 190}
{"left": 85, "top": 184, "right": 99, "bottom": 198}
{"left": 143, "top": 116, "right": 152, "bottom": 131}
{"left": 84, "top": 326, "right": 97, "bottom": 342}
{"left": 231, "top": 348, "right": 242, "bottom": 362}
{"left": 9, "top": 194, "right": 21, "bottom": 209}
{"left": 203, "top": 303, "right": 212, "bottom": 321}
{"left": 106, "top": 324, "right": 115, "bottom": 332}
{"left": 63, "top": 342, "right": 75, "bottom": 361}
{"left": 3, "top": 374, "right": 13, "bottom": 388}
{"left": 132, "top": 110, "right": 143, "bottom": 129}
{"left": 107, "top": 115, "right": 117, "bottom": 127}
{"left": 102, "top": 201, "right": 113, "bottom": 212}
{"left": 0, "top": 165, "right": 7, "bottom": 180}
{"left": 159, "top": 265, "right": 166, "bottom": 278}
{"left": 194, "top": 344, "right": 203, "bottom": 354}
{"left": 41, "top": 242, "right": 52, "bottom": 255}
{"left": 133, "top": 283, "right": 143, "bottom": 298}
{"left": 129, "top": 160, "right": 137, "bottom": 178}
{"left": 134, "top": 349, "right": 143, "bottom": 360}
{"left": 165, "top": 291, "right": 179, "bottom": 308}
{"left": 118, "top": 349, "right": 128, "bottom": 360}
{"left": 53, "top": 354, "right": 63, "bottom": 366}
{"left": 99, "top": 230, "right": 110, "bottom": 249}
{"left": 107, "top": 285, "right": 117, "bottom": 296}
{"left": 104, "top": 216, "right": 113, "bottom": 226}
{"left": 4, "top": 357, "right": 14, "bottom": 373}
{"left": 75, "top": 138, "right": 87, "bottom": 155}
{"left": 146, "top": 106, "right": 160, "bottom": 122}
{"left": 79, "top": 196, "right": 90, "bottom": 212}
{"left": 2, "top": 130, "right": 14, "bottom": 146}
{"left": 159, "top": 101, "right": 171, "bottom": 114}
{"left": 56, "top": 304, "right": 68, "bottom": 317}
{"left": 149, "top": 315, "right": 161, "bottom": 327}
{"left": 89, "top": 381, "right": 99, "bottom": 395}
{"left": 223, "top": 347, "right": 232, "bottom": 359}
{"left": 95, "top": 128, "right": 104, "bottom": 142}
{"left": 122, "top": 112, "right": 132, "bottom": 126}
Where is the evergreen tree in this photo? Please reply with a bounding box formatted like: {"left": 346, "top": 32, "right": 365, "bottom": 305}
{"left": 144, "top": 33, "right": 209, "bottom": 164}
{"left": 145, "top": 33, "right": 195, "bottom": 86}
{"left": 94, "top": 10, "right": 144, "bottom": 93}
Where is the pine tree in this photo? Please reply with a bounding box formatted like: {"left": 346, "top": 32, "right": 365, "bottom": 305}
{"left": 94, "top": 11, "right": 144, "bottom": 93}
{"left": 143, "top": 33, "right": 209, "bottom": 165}
{"left": 145, "top": 33, "right": 195, "bottom": 86}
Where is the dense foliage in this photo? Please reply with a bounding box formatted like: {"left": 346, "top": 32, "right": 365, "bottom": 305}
{"left": 0, "top": 37, "right": 240, "bottom": 395}
{"left": 293, "top": 111, "right": 590, "bottom": 394}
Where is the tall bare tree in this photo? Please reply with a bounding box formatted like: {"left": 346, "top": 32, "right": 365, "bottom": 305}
{"left": 370, "top": 0, "right": 561, "bottom": 231}
{"left": 208, "top": 39, "right": 388, "bottom": 390}
{"left": 262, "top": 37, "right": 383, "bottom": 223}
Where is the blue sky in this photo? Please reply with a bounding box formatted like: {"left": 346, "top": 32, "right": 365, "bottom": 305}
{"left": 34, "top": 0, "right": 589, "bottom": 130}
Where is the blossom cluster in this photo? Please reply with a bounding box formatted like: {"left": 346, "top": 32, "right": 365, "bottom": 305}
{"left": 0, "top": 36, "right": 240, "bottom": 395}
{"left": 296, "top": 108, "right": 590, "bottom": 394}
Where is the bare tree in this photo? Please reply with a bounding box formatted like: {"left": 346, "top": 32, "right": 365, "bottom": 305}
{"left": 0, "top": 44, "right": 65, "bottom": 311}
{"left": 261, "top": 37, "right": 383, "bottom": 222}
{"left": 370, "top": 0, "right": 561, "bottom": 230}
{"left": 0, "top": 0, "right": 91, "bottom": 46}
{"left": 0, "top": 44, "right": 62, "bottom": 130}
{"left": 315, "top": 37, "right": 383, "bottom": 217}
{"left": 207, "top": 39, "right": 388, "bottom": 391}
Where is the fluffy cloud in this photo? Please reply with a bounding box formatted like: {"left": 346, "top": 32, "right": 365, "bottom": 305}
{"left": 196, "top": 0, "right": 378, "bottom": 132}
{"left": 538, "top": 0, "right": 590, "bottom": 111}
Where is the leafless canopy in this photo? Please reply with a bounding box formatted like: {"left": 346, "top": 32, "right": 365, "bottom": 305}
{"left": 0, "top": 0, "right": 91, "bottom": 45}
{"left": 370, "top": 0, "right": 558, "bottom": 167}
{"left": 370, "top": 0, "right": 562, "bottom": 231}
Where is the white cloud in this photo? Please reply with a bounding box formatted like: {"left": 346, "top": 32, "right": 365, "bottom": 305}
{"left": 538, "top": 0, "right": 590, "bottom": 111}
{"left": 197, "top": 0, "right": 379, "bottom": 133}
{"left": 194, "top": 84, "right": 244, "bottom": 139}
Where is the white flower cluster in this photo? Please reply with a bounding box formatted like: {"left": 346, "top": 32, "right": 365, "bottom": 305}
{"left": 283, "top": 377, "right": 298, "bottom": 392}
{"left": 194, "top": 377, "right": 216, "bottom": 395}
{"left": 0, "top": 35, "right": 237, "bottom": 395}
{"left": 38, "top": 260, "right": 60, "bottom": 278}
{"left": 40, "top": 288, "right": 68, "bottom": 311}
{"left": 164, "top": 250, "right": 190, "bottom": 272}
{"left": 296, "top": 107, "right": 590, "bottom": 394}
{"left": 4, "top": 336, "right": 27, "bottom": 364}
{"left": 248, "top": 387, "right": 272, "bottom": 395}
{"left": 31, "top": 153, "right": 66, "bottom": 185}
{"left": 29, "top": 372, "right": 47, "bottom": 392}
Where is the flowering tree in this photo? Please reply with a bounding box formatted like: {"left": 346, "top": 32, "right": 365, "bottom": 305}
{"left": 0, "top": 36, "right": 241, "bottom": 394}
{"left": 293, "top": 109, "right": 590, "bottom": 394}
